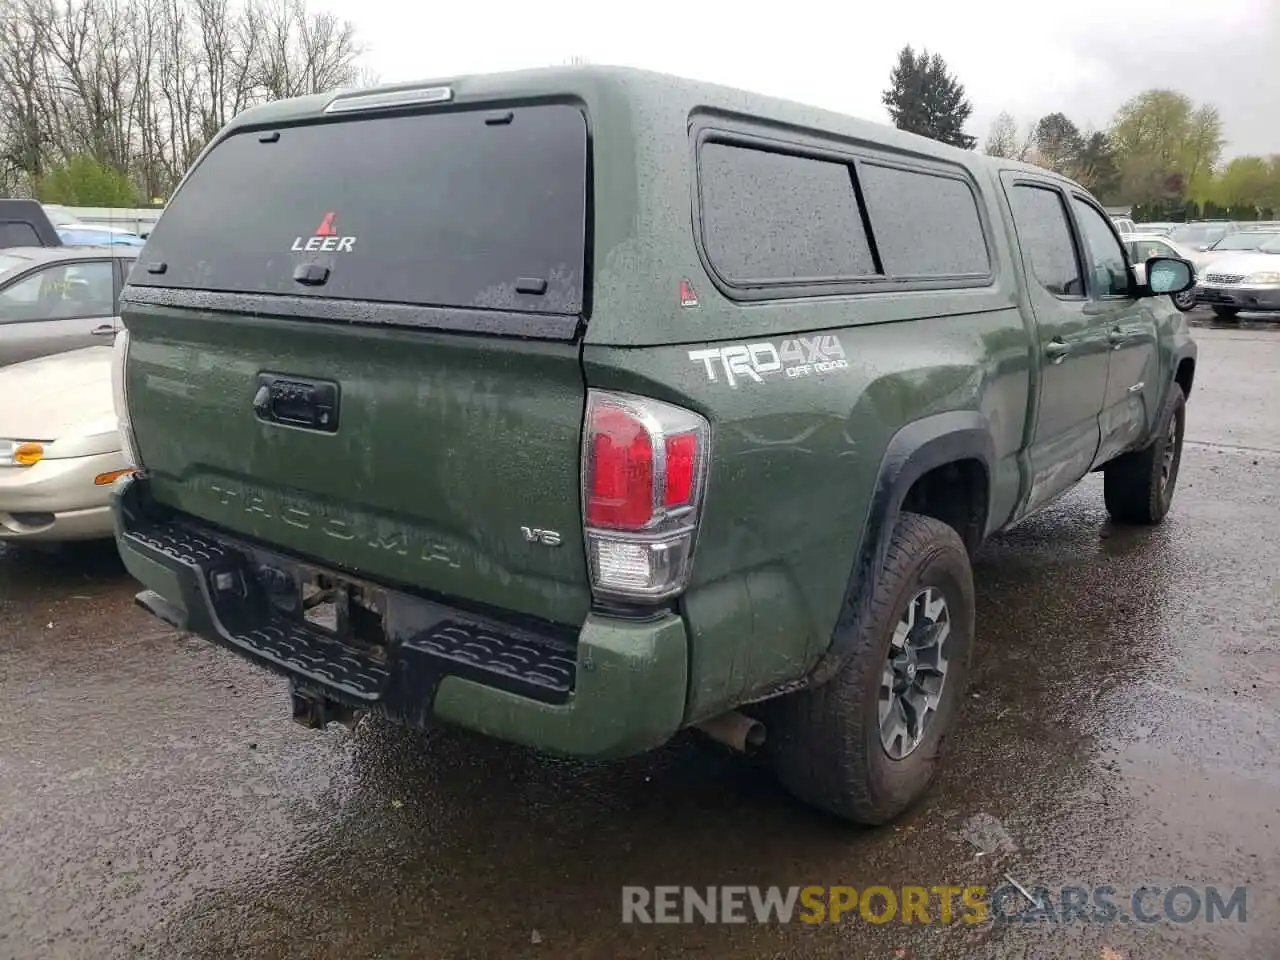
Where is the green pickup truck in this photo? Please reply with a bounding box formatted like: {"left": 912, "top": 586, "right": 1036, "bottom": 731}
{"left": 109, "top": 66, "right": 1197, "bottom": 824}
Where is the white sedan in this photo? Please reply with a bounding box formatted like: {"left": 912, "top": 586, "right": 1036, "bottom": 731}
{"left": 0, "top": 345, "right": 131, "bottom": 541}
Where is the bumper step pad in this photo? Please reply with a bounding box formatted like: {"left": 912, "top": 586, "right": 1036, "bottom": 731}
{"left": 123, "top": 519, "right": 577, "bottom": 706}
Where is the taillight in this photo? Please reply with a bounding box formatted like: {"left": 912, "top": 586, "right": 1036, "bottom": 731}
{"left": 582, "top": 390, "right": 710, "bottom": 601}
{"left": 111, "top": 328, "right": 143, "bottom": 470}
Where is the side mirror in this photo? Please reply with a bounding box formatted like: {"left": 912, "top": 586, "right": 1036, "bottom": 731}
{"left": 1144, "top": 256, "right": 1195, "bottom": 296}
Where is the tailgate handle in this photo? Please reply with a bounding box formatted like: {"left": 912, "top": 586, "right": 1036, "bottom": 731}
{"left": 253, "top": 374, "right": 340, "bottom": 433}
{"left": 293, "top": 263, "right": 330, "bottom": 286}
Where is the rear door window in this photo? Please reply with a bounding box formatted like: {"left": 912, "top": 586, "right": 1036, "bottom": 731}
{"left": 132, "top": 104, "right": 588, "bottom": 316}
{"left": 1007, "top": 184, "right": 1084, "bottom": 298}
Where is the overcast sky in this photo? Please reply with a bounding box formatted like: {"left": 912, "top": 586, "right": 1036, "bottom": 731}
{"left": 322, "top": 0, "right": 1278, "bottom": 158}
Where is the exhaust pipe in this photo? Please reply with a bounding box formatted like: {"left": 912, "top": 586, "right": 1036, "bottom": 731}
{"left": 694, "top": 710, "right": 766, "bottom": 753}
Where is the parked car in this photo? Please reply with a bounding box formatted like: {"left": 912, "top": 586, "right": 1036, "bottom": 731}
{"left": 1125, "top": 233, "right": 1203, "bottom": 311}
{"left": 110, "top": 66, "right": 1197, "bottom": 825}
{"left": 1195, "top": 234, "right": 1280, "bottom": 321}
{"left": 1112, "top": 216, "right": 1137, "bottom": 235}
{"left": 0, "top": 245, "right": 138, "bottom": 367}
{"left": 0, "top": 198, "right": 62, "bottom": 249}
{"left": 0, "top": 345, "right": 130, "bottom": 542}
{"left": 1199, "top": 229, "right": 1280, "bottom": 264}
{"left": 1135, "top": 222, "right": 1178, "bottom": 237}
{"left": 42, "top": 204, "right": 146, "bottom": 248}
{"left": 1170, "top": 220, "right": 1239, "bottom": 251}
{"left": 57, "top": 225, "right": 146, "bottom": 247}
{"left": 44, "top": 204, "right": 159, "bottom": 240}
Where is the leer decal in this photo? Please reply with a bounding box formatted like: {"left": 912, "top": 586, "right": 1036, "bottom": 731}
{"left": 291, "top": 211, "right": 358, "bottom": 253}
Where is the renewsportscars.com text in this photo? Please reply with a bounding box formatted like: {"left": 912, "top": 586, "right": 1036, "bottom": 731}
{"left": 621, "top": 884, "right": 1247, "bottom": 925}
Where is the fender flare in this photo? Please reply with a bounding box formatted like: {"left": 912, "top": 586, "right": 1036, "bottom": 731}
{"left": 804, "top": 410, "right": 996, "bottom": 688}
{"left": 1171, "top": 343, "right": 1197, "bottom": 396}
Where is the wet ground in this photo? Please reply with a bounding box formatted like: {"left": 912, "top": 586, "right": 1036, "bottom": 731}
{"left": 2, "top": 316, "right": 1277, "bottom": 959}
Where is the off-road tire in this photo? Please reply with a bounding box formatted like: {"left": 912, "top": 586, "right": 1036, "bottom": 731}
{"left": 1103, "top": 382, "right": 1186, "bottom": 525}
{"left": 1212, "top": 306, "right": 1240, "bottom": 322}
{"left": 763, "top": 512, "right": 975, "bottom": 825}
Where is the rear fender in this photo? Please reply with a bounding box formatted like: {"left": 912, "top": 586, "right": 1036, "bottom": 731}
{"left": 804, "top": 410, "right": 995, "bottom": 688}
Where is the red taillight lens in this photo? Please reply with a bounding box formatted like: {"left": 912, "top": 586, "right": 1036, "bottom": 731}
{"left": 582, "top": 390, "right": 710, "bottom": 601}
{"left": 664, "top": 432, "right": 697, "bottom": 508}
{"left": 586, "top": 405, "right": 654, "bottom": 529}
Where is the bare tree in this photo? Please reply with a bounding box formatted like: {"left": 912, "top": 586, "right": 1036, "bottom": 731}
{"left": 983, "top": 112, "right": 1019, "bottom": 158}
{"left": 0, "top": 0, "right": 367, "bottom": 199}
{"left": 247, "top": 0, "right": 362, "bottom": 101}
{"left": 0, "top": 0, "right": 54, "bottom": 189}
{"left": 982, "top": 111, "right": 1036, "bottom": 163}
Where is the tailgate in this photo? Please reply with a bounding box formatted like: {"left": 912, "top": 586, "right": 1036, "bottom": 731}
{"left": 121, "top": 99, "right": 593, "bottom": 626}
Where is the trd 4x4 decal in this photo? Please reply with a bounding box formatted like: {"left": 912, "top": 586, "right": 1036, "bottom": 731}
{"left": 688, "top": 335, "right": 848, "bottom": 387}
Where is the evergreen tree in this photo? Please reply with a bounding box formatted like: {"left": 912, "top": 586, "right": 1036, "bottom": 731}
{"left": 882, "top": 46, "right": 977, "bottom": 150}
{"left": 1074, "top": 132, "right": 1122, "bottom": 202}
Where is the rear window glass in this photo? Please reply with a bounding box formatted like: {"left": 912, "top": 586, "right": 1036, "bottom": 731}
{"left": 132, "top": 104, "right": 588, "bottom": 315}
{"left": 699, "top": 142, "right": 877, "bottom": 282}
{"left": 0, "top": 222, "right": 40, "bottom": 249}
{"left": 858, "top": 163, "right": 990, "bottom": 277}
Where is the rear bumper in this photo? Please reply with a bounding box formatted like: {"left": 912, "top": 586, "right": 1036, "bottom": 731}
{"left": 111, "top": 474, "right": 688, "bottom": 759}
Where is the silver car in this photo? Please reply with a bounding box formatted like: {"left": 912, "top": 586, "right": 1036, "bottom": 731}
{"left": 1196, "top": 234, "right": 1280, "bottom": 322}
{"left": 0, "top": 345, "right": 130, "bottom": 541}
{"left": 0, "top": 245, "right": 139, "bottom": 367}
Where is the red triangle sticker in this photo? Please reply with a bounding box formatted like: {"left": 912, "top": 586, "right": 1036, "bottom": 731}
{"left": 315, "top": 212, "right": 337, "bottom": 236}
{"left": 679, "top": 278, "right": 699, "bottom": 307}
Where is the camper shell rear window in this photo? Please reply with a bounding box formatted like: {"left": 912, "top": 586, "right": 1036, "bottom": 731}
{"left": 131, "top": 103, "right": 589, "bottom": 317}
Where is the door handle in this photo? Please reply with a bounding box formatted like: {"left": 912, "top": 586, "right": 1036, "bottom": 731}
{"left": 1044, "top": 339, "right": 1071, "bottom": 363}
{"left": 1107, "top": 328, "right": 1129, "bottom": 349}
{"left": 91, "top": 324, "right": 116, "bottom": 336}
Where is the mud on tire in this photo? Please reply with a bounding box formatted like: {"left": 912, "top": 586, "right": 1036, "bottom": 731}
{"left": 763, "top": 512, "right": 975, "bottom": 825}
{"left": 1103, "top": 382, "right": 1186, "bottom": 526}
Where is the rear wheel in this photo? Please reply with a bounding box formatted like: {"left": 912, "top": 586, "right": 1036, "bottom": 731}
{"left": 1103, "top": 383, "right": 1186, "bottom": 525}
{"left": 1212, "top": 306, "right": 1240, "bottom": 322}
{"left": 763, "top": 512, "right": 974, "bottom": 824}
